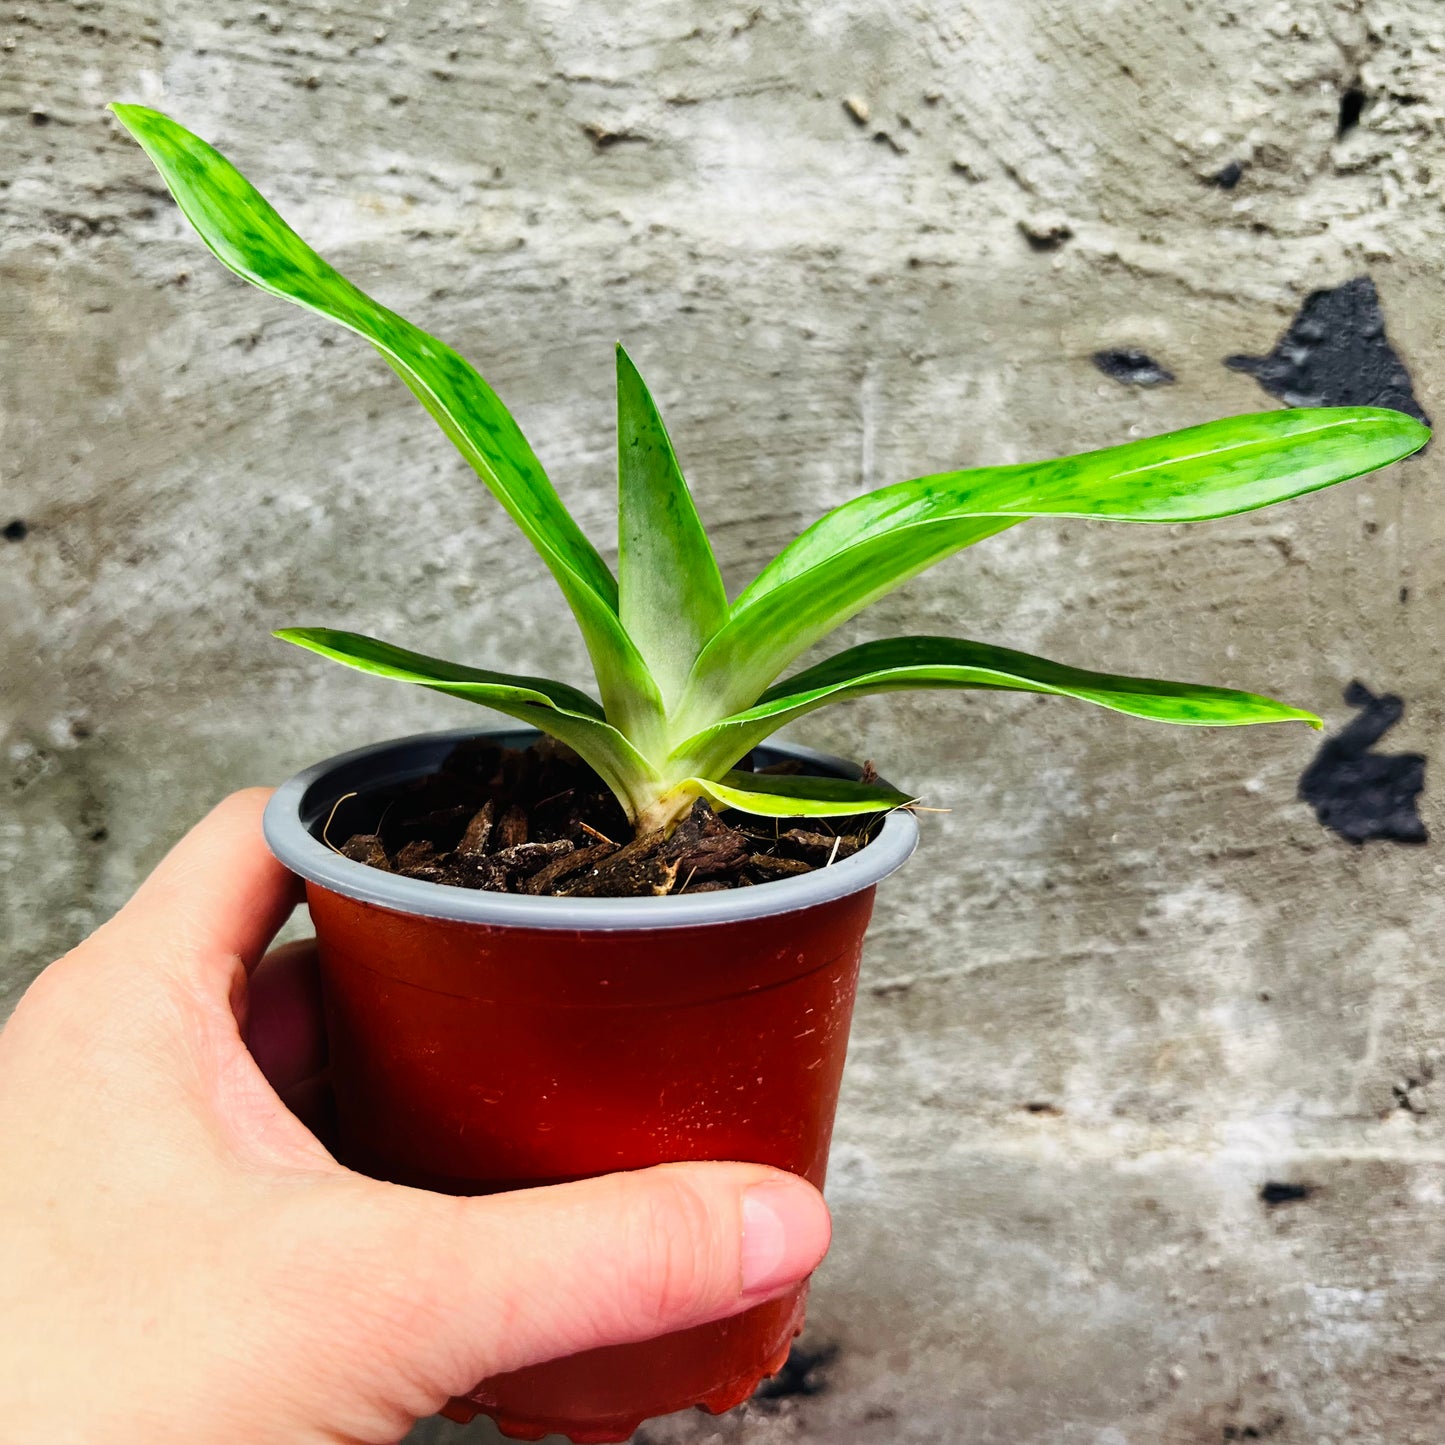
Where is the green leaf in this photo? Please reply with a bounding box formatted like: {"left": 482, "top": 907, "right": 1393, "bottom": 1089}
{"left": 275, "top": 628, "right": 662, "bottom": 816}
{"left": 672, "top": 635, "right": 1322, "bottom": 780}
{"left": 677, "top": 408, "right": 1428, "bottom": 729}
{"left": 737, "top": 408, "right": 1429, "bottom": 607}
{"left": 679, "top": 770, "right": 914, "bottom": 819}
{"left": 111, "top": 103, "right": 667, "bottom": 748}
{"left": 615, "top": 344, "right": 729, "bottom": 707}
{"left": 276, "top": 627, "right": 606, "bottom": 716}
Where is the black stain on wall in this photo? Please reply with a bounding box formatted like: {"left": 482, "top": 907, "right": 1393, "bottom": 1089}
{"left": 1259, "top": 1181, "right": 1317, "bottom": 1207}
{"left": 1211, "top": 159, "right": 1244, "bottom": 189}
{"left": 1222, "top": 1410, "right": 1288, "bottom": 1440}
{"left": 1337, "top": 84, "right": 1366, "bottom": 138}
{"left": 1092, "top": 348, "right": 1176, "bottom": 387}
{"left": 754, "top": 1341, "right": 839, "bottom": 1403}
{"left": 1225, "top": 276, "right": 1429, "bottom": 426}
{"left": 1298, "top": 682, "right": 1427, "bottom": 845}
{"left": 3, "top": 519, "right": 28, "bottom": 542}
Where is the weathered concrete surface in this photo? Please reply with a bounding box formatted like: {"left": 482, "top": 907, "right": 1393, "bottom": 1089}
{"left": 5, "top": 2, "right": 1445, "bottom": 1441}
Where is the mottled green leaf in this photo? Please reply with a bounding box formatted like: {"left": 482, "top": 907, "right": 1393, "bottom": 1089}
{"left": 679, "top": 770, "right": 914, "bottom": 819}
{"left": 615, "top": 344, "right": 728, "bottom": 706}
{"left": 672, "top": 634, "right": 1321, "bottom": 780}
{"left": 677, "top": 408, "right": 1427, "bottom": 729}
{"left": 275, "top": 628, "right": 661, "bottom": 814}
{"left": 111, "top": 103, "right": 667, "bottom": 746}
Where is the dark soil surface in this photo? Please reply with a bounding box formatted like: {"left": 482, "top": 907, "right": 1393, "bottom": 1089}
{"left": 329, "top": 737, "right": 887, "bottom": 898}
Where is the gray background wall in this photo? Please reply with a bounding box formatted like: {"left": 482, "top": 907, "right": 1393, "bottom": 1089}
{"left": 5, "top": 2, "right": 1445, "bottom": 1441}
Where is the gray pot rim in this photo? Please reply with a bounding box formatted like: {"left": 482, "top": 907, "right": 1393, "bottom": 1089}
{"left": 263, "top": 726, "right": 919, "bottom": 931}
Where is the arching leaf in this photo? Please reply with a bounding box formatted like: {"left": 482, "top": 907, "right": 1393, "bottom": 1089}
{"left": 275, "top": 629, "right": 661, "bottom": 816}
{"left": 671, "top": 634, "right": 1322, "bottom": 780}
{"left": 112, "top": 103, "right": 667, "bottom": 747}
{"left": 676, "top": 408, "right": 1428, "bottom": 730}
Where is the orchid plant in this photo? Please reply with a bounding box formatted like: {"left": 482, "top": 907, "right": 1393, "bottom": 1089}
{"left": 113, "top": 105, "right": 1429, "bottom": 837}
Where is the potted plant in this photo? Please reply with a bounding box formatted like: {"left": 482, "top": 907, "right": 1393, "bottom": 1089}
{"left": 111, "top": 104, "right": 1427, "bottom": 1443}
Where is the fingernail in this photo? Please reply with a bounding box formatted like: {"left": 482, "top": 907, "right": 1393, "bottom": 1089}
{"left": 740, "top": 1178, "right": 831, "bottom": 1297}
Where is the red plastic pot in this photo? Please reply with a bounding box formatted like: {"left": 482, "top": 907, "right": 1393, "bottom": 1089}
{"left": 264, "top": 728, "right": 917, "bottom": 1443}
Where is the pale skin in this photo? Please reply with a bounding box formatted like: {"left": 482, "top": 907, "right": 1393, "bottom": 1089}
{"left": 0, "top": 790, "right": 832, "bottom": 1445}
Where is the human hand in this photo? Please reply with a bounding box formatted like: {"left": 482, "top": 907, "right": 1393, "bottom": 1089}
{"left": 0, "top": 790, "right": 831, "bottom": 1445}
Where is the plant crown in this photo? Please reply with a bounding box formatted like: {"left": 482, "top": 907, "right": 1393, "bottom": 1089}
{"left": 113, "top": 105, "right": 1431, "bottom": 835}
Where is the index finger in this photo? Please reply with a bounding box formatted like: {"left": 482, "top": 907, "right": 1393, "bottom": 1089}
{"left": 96, "top": 789, "right": 302, "bottom": 990}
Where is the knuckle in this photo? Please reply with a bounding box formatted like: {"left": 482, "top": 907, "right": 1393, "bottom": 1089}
{"left": 3, "top": 947, "right": 98, "bottom": 1042}
{"left": 626, "top": 1173, "right": 733, "bottom": 1332}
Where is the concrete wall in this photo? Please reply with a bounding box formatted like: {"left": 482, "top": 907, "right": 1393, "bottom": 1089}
{"left": 6, "top": 2, "right": 1445, "bottom": 1441}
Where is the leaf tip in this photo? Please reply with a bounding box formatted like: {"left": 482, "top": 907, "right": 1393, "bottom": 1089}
{"left": 1361, "top": 406, "right": 1431, "bottom": 457}
{"left": 1281, "top": 703, "right": 1323, "bottom": 730}
{"left": 108, "top": 100, "right": 158, "bottom": 133}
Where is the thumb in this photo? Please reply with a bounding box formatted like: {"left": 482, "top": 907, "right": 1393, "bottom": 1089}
{"left": 335, "top": 1161, "right": 831, "bottom": 1398}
